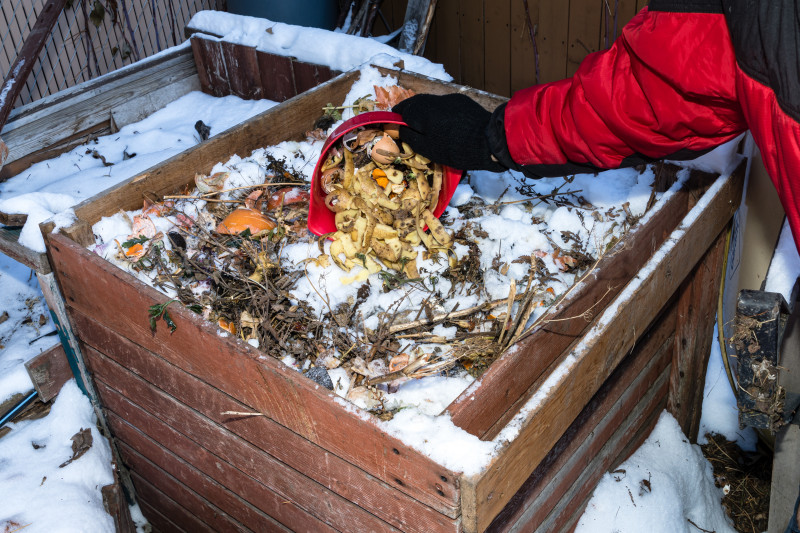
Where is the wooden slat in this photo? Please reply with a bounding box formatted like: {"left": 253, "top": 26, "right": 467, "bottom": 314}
{"left": 1, "top": 46, "right": 198, "bottom": 179}
{"left": 446, "top": 168, "right": 713, "bottom": 440}
{"left": 566, "top": 0, "right": 602, "bottom": 77}
{"left": 87, "top": 354, "right": 399, "bottom": 533}
{"left": 668, "top": 226, "right": 728, "bottom": 441}
{"left": 488, "top": 297, "right": 676, "bottom": 531}
{"left": 220, "top": 42, "right": 262, "bottom": 100}
{"left": 104, "top": 397, "right": 333, "bottom": 532}
{"left": 59, "top": 69, "right": 355, "bottom": 237}
{"left": 41, "top": 239, "right": 461, "bottom": 518}
{"left": 191, "top": 36, "right": 230, "bottom": 97}
{"left": 461, "top": 168, "right": 744, "bottom": 532}
{"left": 0, "top": 227, "right": 50, "bottom": 273}
{"left": 257, "top": 51, "right": 296, "bottom": 102}
{"left": 116, "top": 438, "right": 291, "bottom": 533}
{"left": 74, "top": 310, "right": 458, "bottom": 532}
{"left": 132, "top": 471, "right": 218, "bottom": 533}
{"left": 544, "top": 399, "right": 664, "bottom": 533}
{"left": 292, "top": 61, "right": 337, "bottom": 95}
{"left": 509, "top": 0, "right": 538, "bottom": 93}
{"left": 24, "top": 342, "right": 72, "bottom": 402}
{"left": 484, "top": 0, "right": 511, "bottom": 97}
{"left": 459, "top": 0, "right": 484, "bottom": 89}
{"left": 600, "top": 0, "right": 639, "bottom": 46}
{"left": 536, "top": 0, "right": 569, "bottom": 82}
{"left": 138, "top": 499, "right": 186, "bottom": 533}
{"left": 432, "top": 0, "right": 461, "bottom": 83}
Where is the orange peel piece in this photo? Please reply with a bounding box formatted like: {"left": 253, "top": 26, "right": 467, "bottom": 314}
{"left": 216, "top": 208, "right": 277, "bottom": 235}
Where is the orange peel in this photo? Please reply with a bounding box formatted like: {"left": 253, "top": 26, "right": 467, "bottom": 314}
{"left": 216, "top": 208, "right": 277, "bottom": 235}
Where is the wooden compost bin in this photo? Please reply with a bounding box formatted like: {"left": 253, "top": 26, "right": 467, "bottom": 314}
{"left": 42, "top": 66, "right": 744, "bottom": 532}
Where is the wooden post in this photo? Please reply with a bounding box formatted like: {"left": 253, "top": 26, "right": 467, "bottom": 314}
{"left": 0, "top": 0, "right": 67, "bottom": 132}
{"left": 667, "top": 225, "right": 730, "bottom": 441}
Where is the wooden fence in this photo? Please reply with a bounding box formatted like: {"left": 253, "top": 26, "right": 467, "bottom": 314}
{"left": 418, "top": 0, "right": 648, "bottom": 97}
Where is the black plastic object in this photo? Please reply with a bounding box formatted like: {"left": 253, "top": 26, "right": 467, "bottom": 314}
{"left": 734, "top": 288, "right": 798, "bottom": 431}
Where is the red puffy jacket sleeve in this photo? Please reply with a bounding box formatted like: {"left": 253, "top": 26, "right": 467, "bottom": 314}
{"left": 496, "top": 7, "right": 747, "bottom": 173}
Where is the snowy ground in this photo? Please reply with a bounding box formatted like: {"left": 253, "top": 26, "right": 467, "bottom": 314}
{"left": 1, "top": 11, "right": 799, "bottom": 533}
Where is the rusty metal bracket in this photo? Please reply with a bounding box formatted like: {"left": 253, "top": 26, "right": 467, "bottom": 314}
{"left": 734, "top": 283, "right": 800, "bottom": 432}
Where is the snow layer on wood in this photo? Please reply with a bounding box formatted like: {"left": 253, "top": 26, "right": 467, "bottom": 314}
{"left": 0, "top": 380, "right": 115, "bottom": 532}
{"left": 0, "top": 92, "right": 276, "bottom": 252}
{"left": 188, "top": 10, "right": 451, "bottom": 81}
{"left": 765, "top": 220, "right": 800, "bottom": 303}
{"left": 576, "top": 411, "right": 735, "bottom": 533}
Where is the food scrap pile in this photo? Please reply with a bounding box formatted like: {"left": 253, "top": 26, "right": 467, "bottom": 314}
{"left": 90, "top": 69, "right": 661, "bottom": 416}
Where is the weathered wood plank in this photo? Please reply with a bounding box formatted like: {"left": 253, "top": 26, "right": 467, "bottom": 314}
{"left": 86, "top": 351, "right": 401, "bottom": 533}
{"left": 543, "top": 398, "right": 664, "bottom": 533}
{"left": 432, "top": 0, "right": 462, "bottom": 82}
{"left": 132, "top": 471, "right": 218, "bottom": 533}
{"left": 138, "top": 499, "right": 185, "bottom": 533}
{"left": 190, "top": 36, "right": 230, "bottom": 97}
{"left": 447, "top": 168, "right": 712, "bottom": 440}
{"left": 257, "top": 51, "right": 296, "bottom": 102}
{"left": 220, "top": 42, "right": 262, "bottom": 100}
{"left": 487, "top": 298, "right": 676, "bottom": 531}
{"left": 567, "top": 0, "right": 602, "bottom": 77}
{"left": 0, "top": 227, "right": 50, "bottom": 273}
{"left": 104, "top": 396, "right": 333, "bottom": 532}
{"left": 44, "top": 272, "right": 459, "bottom": 520}
{"left": 459, "top": 0, "right": 485, "bottom": 89}
{"left": 292, "top": 61, "right": 337, "bottom": 95}
{"left": 668, "top": 226, "right": 728, "bottom": 441}
{"left": 24, "top": 342, "right": 72, "bottom": 402}
{"left": 1, "top": 46, "right": 198, "bottom": 178}
{"left": 73, "top": 309, "right": 458, "bottom": 531}
{"left": 484, "top": 0, "right": 511, "bottom": 97}
{"left": 461, "top": 167, "right": 744, "bottom": 532}
{"left": 117, "top": 438, "right": 291, "bottom": 532}
{"left": 509, "top": 0, "right": 538, "bottom": 93}
{"left": 537, "top": 0, "right": 570, "bottom": 82}
{"left": 65, "top": 70, "right": 361, "bottom": 234}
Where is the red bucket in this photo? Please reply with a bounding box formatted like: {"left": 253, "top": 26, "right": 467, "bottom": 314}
{"left": 308, "top": 111, "right": 464, "bottom": 236}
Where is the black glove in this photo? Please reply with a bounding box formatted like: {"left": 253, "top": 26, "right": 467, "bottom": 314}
{"left": 393, "top": 93, "right": 506, "bottom": 172}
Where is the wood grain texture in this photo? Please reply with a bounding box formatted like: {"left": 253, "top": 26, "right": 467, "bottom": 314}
{"left": 446, "top": 168, "right": 713, "bottom": 440}
{"left": 567, "top": 0, "right": 602, "bottom": 77}
{"left": 292, "top": 61, "right": 337, "bottom": 95}
{"left": 487, "top": 300, "right": 676, "bottom": 531}
{"left": 0, "top": 227, "right": 50, "bottom": 273}
{"left": 104, "top": 398, "right": 333, "bottom": 533}
{"left": 459, "top": 0, "right": 485, "bottom": 89}
{"left": 536, "top": 0, "right": 569, "bottom": 82}
{"left": 75, "top": 316, "right": 457, "bottom": 532}
{"left": 191, "top": 36, "right": 230, "bottom": 97}
{"left": 221, "top": 42, "right": 262, "bottom": 100}
{"left": 510, "top": 0, "right": 539, "bottom": 93}
{"left": 257, "top": 51, "right": 296, "bottom": 102}
{"left": 24, "top": 342, "right": 71, "bottom": 402}
{"left": 131, "top": 470, "right": 223, "bottom": 533}
{"left": 117, "top": 437, "right": 291, "bottom": 533}
{"left": 484, "top": 0, "right": 511, "bottom": 96}
{"left": 1, "top": 46, "right": 197, "bottom": 178}
{"left": 461, "top": 166, "right": 744, "bottom": 532}
{"left": 668, "top": 226, "right": 728, "bottom": 441}
{"left": 431, "top": 0, "right": 462, "bottom": 82}
{"left": 46, "top": 234, "right": 460, "bottom": 517}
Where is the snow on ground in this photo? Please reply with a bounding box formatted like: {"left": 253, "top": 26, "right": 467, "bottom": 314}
{"left": 1, "top": 10, "right": 799, "bottom": 532}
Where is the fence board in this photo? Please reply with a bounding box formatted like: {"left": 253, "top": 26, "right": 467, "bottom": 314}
{"left": 459, "top": 0, "right": 484, "bottom": 89}
{"left": 509, "top": 0, "right": 538, "bottom": 92}
{"left": 484, "top": 0, "right": 510, "bottom": 96}
{"left": 566, "top": 0, "right": 602, "bottom": 77}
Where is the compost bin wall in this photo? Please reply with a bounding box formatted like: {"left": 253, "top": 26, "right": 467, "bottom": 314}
{"left": 42, "top": 67, "right": 743, "bottom": 531}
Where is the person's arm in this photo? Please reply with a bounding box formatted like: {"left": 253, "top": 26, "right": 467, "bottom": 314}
{"left": 395, "top": 7, "right": 748, "bottom": 177}
{"left": 490, "top": 6, "right": 747, "bottom": 177}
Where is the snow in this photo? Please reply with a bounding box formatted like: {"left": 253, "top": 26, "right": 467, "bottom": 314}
{"left": 0, "top": 9, "right": 793, "bottom": 532}
{"left": 188, "top": 11, "right": 451, "bottom": 81}
{"left": 765, "top": 220, "right": 800, "bottom": 303}
{"left": 576, "top": 411, "right": 735, "bottom": 533}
